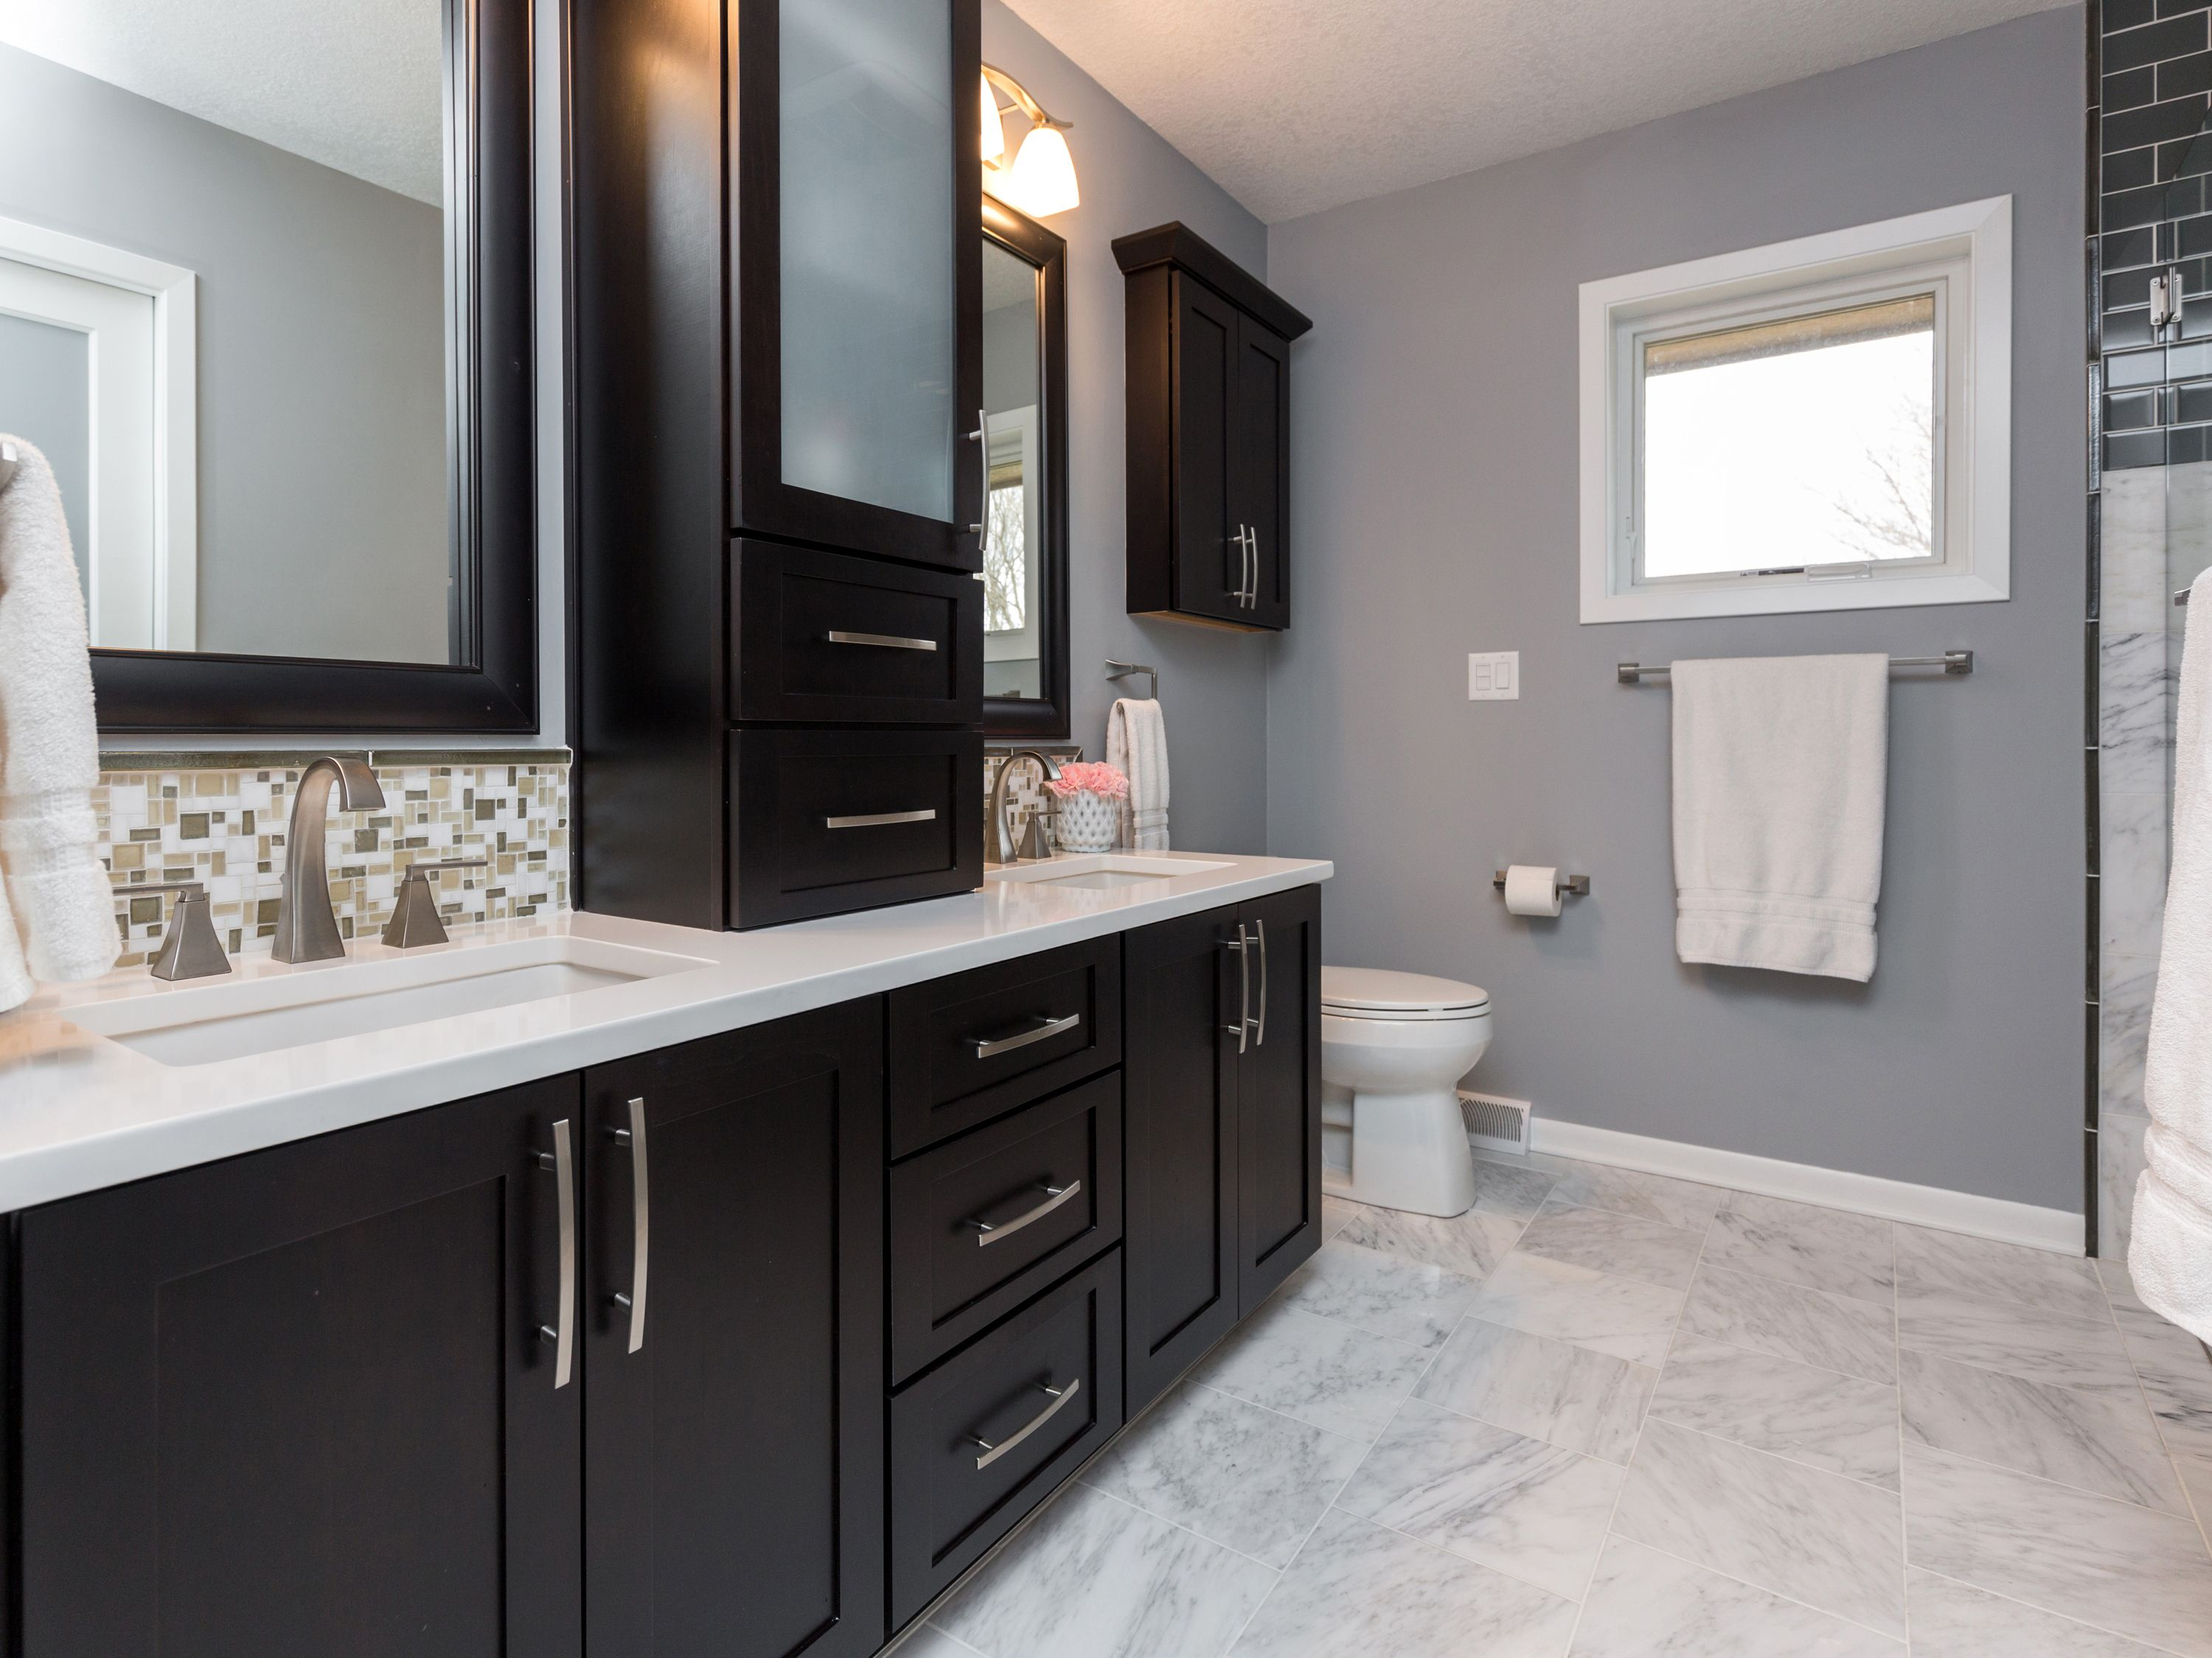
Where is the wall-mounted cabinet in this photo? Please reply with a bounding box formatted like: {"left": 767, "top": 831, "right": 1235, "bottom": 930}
{"left": 1114, "top": 223, "right": 1312, "bottom": 633}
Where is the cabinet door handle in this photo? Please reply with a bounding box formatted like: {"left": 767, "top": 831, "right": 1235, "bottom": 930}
{"left": 824, "top": 808, "right": 938, "bottom": 829}
{"left": 825, "top": 630, "right": 939, "bottom": 652}
{"left": 970, "top": 1011, "right": 1081, "bottom": 1059}
{"left": 1232, "top": 525, "right": 1250, "bottom": 607}
{"left": 537, "top": 1118, "right": 576, "bottom": 1390}
{"left": 1248, "top": 526, "right": 1262, "bottom": 608}
{"left": 1252, "top": 916, "right": 1269, "bottom": 1046}
{"left": 967, "top": 1179, "right": 1082, "bottom": 1247}
{"left": 968, "top": 408, "right": 988, "bottom": 535}
{"left": 1222, "top": 924, "right": 1251, "bottom": 1054}
{"left": 610, "top": 1098, "right": 650, "bottom": 1354}
{"left": 969, "top": 1377, "right": 1082, "bottom": 1471}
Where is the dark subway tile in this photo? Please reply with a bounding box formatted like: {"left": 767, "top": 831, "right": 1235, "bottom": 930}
{"left": 2157, "top": 0, "right": 2212, "bottom": 17}
{"left": 2168, "top": 173, "right": 2207, "bottom": 217}
{"left": 2163, "top": 47, "right": 2212, "bottom": 96}
{"left": 2107, "top": 144, "right": 2157, "bottom": 192}
{"left": 2160, "top": 132, "right": 2212, "bottom": 175}
{"left": 2109, "top": 64, "right": 2159, "bottom": 110}
{"left": 2173, "top": 425, "right": 2209, "bottom": 463}
{"left": 2177, "top": 378, "right": 2212, "bottom": 421}
{"left": 2106, "top": 307, "right": 2158, "bottom": 347}
{"left": 2108, "top": 428, "right": 2170, "bottom": 467}
{"left": 2107, "top": 225, "right": 2159, "bottom": 269}
{"left": 2110, "top": 0, "right": 2157, "bottom": 27}
{"left": 2107, "top": 11, "right": 2208, "bottom": 73}
{"left": 2104, "top": 91, "right": 2209, "bottom": 150}
{"left": 2184, "top": 293, "right": 2212, "bottom": 337}
{"left": 2107, "top": 182, "right": 2171, "bottom": 228}
{"left": 2108, "top": 388, "right": 2163, "bottom": 428}
{"left": 2179, "top": 215, "right": 2212, "bottom": 256}
{"left": 2107, "top": 265, "right": 2157, "bottom": 308}
{"left": 2108, "top": 345, "right": 2171, "bottom": 386}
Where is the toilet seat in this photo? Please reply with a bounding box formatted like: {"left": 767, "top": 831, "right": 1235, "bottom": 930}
{"left": 1321, "top": 966, "right": 1489, "bottom": 1022}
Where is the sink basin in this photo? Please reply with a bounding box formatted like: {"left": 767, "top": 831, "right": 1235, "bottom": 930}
{"left": 984, "top": 853, "right": 1237, "bottom": 890}
{"left": 67, "top": 936, "right": 714, "bottom": 1067}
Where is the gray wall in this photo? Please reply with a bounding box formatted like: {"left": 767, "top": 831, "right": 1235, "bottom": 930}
{"left": 1264, "top": 8, "right": 2087, "bottom": 1211}
{"left": 983, "top": 1, "right": 1274, "bottom": 852}
{"left": 0, "top": 42, "right": 448, "bottom": 663}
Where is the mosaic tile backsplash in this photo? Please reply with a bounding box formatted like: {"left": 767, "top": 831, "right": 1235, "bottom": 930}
{"left": 94, "top": 756, "right": 569, "bottom": 969}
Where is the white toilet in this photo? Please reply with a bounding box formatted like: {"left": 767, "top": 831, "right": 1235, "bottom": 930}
{"left": 1320, "top": 966, "right": 1492, "bottom": 1217}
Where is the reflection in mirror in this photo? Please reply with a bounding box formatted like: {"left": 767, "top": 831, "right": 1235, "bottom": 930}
{"left": 983, "top": 236, "right": 1042, "bottom": 700}
{"left": 0, "top": 2, "right": 453, "bottom": 663}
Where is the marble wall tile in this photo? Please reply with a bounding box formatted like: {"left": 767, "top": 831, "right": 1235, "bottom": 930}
{"left": 2102, "top": 467, "right": 2171, "bottom": 635}
{"left": 1905, "top": 1569, "right": 2174, "bottom": 1658}
{"left": 2100, "top": 953, "right": 2160, "bottom": 1120}
{"left": 1270, "top": 1240, "right": 1479, "bottom": 1351}
{"left": 2100, "top": 788, "right": 2171, "bottom": 962}
{"left": 1465, "top": 1251, "right": 1685, "bottom": 1370}
{"left": 1896, "top": 1347, "right": 2185, "bottom": 1513}
{"left": 1332, "top": 1399, "right": 1622, "bottom": 1600}
{"left": 1081, "top": 1382, "right": 1365, "bottom": 1569}
{"left": 934, "top": 1483, "right": 1276, "bottom": 1658}
{"left": 1648, "top": 1333, "right": 1901, "bottom": 1488}
{"left": 1413, "top": 1317, "right": 1656, "bottom": 1466}
{"left": 1190, "top": 1302, "right": 1433, "bottom": 1444}
{"left": 1612, "top": 1418, "right": 1906, "bottom": 1637}
{"left": 1892, "top": 1223, "right": 2108, "bottom": 1322}
{"left": 1514, "top": 1199, "right": 1706, "bottom": 1292}
{"left": 1227, "top": 1508, "right": 1577, "bottom": 1658}
{"left": 1900, "top": 1441, "right": 2212, "bottom": 1657}
{"left": 1679, "top": 1263, "right": 1896, "bottom": 1384}
{"left": 2101, "top": 630, "right": 2175, "bottom": 800}
{"left": 1572, "top": 1538, "right": 1902, "bottom": 1658}
{"left": 1703, "top": 1192, "right": 1895, "bottom": 1306}
{"left": 1896, "top": 1281, "right": 2139, "bottom": 1396}
{"left": 1331, "top": 1200, "right": 1526, "bottom": 1281}
{"left": 2101, "top": 1112, "right": 2152, "bottom": 1261}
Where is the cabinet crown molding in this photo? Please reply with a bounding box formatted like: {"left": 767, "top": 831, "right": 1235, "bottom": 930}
{"left": 1110, "top": 221, "right": 1312, "bottom": 341}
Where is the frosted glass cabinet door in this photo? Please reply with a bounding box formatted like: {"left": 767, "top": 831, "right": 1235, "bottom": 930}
{"left": 761, "top": 0, "right": 979, "bottom": 568}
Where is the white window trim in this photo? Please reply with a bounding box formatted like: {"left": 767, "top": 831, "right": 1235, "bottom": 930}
{"left": 1578, "top": 195, "right": 2010, "bottom": 625}
{"left": 0, "top": 212, "right": 197, "bottom": 649}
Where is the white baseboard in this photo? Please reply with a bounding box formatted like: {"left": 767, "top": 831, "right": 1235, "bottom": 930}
{"left": 1527, "top": 1116, "right": 2086, "bottom": 1256}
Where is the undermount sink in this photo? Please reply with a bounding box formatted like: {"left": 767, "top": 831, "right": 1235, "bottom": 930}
{"left": 984, "top": 853, "right": 1236, "bottom": 891}
{"left": 66, "top": 935, "right": 714, "bottom": 1067}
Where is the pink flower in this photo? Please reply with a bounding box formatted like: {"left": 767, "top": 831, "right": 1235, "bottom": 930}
{"left": 1047, "top": 761, "right": 1130, "bottom": 801}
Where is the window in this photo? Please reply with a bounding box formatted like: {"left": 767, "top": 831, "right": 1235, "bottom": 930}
{"left": 1579, "top": 197, "right": 2010, "bottom": 623}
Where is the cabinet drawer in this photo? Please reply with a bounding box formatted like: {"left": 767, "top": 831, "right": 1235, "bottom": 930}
{"left": 731, "top": 540, "right": 981, "bottom": 725}
{"left": 890, "top": 1072, "right": 1123, "bottom": 1382}
{"left": 889, "top": 1251, "right": 1122, "bottom": 1626}
{"left": 728, "top": 729, "right": 983, "bottom": 929}
{"left": 888, "top": 933, "right": 1122, "bottom": 1157}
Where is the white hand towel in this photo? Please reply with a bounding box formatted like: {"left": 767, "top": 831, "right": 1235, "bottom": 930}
{"left": 2133, "top": 563, "right": 2212, "bottom": 1343}
{"left": 1671, "top": 653, "right": 1888, "bottom": 981}
{"left": 0, "top": 436, "right": 119, "bottom": 1012}
{"left": 1106, "top": 697, "right": 1170, "bottom": 851}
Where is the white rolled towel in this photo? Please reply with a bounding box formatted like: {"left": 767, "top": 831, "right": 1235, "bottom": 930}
{"left": 1107, "top": 697, "right": 1170, "bottom": 851}
{"left": 0, "top": 436, "right": 119, "bottom": 1011}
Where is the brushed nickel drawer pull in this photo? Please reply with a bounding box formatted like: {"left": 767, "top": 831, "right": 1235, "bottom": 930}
{"left": 967, "top": 1180, "right": 1082, "bottom": 1247}
{"left": 824, "top": 809, "right": 939, "bottom": 829}
{"left": 537, "top": 1118, "right": 576, "bottom": 1390}
{"left": 969, "top": 1377, "right": 1082, "bottom": 1471}
{"left": 825, "top": 630, "right": 939, "bottom": 652}
{"left": 969, "top": 1011, "right": 1081, "bottom": 1059}
{"left": 610, "top": 1098, "right": 650, "bottom": 1354}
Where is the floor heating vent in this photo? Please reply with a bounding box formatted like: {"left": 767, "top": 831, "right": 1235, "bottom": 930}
{"left": 1459, "top": 1090, "right": 1532, "bottom": 1155}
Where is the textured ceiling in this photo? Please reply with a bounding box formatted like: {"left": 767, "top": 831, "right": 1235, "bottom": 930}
{"left": 1001, "top": 0, "right": 2074, "bottom": 223}
{"left": 0, "top": 0, "right": 442, "bottom": 203}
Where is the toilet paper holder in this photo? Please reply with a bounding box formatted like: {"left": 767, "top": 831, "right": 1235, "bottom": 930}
{"left": 1492, "top": 870, "right": 1590, "bottom": 899}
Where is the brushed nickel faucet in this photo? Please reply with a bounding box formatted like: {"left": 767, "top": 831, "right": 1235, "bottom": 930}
{"left": 272, "top": 754, "right": 386, "bottom": 964}
{"left": 987, "top": 750, "right": 1062, "bottom": 866}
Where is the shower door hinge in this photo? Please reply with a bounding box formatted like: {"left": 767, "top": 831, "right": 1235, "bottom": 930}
{"left": 2152, "top": 268, "right": 2186, "bottom": 335}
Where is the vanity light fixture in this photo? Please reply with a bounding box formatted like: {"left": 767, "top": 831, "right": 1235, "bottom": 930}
{"left": 982, "top": 63, "right": 1079, "bottom": 217}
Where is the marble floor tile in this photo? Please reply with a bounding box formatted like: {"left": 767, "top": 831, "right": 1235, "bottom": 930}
{"left": 1904, "top": 1569, "right": 2177, "bottom": 1658}
{"left": 1227, "top": 1508, "right": 1578, "bottom": 1658}
{"left": 1891, "top": 1224, "right": 2107, "bottom": 1323}
{"left": 902, "top": 1628, "right": 990, "bottom": 1658}
{"left": 1702, "top": 1191, "right": 1894, "bottom": 1305}
{"left": 2115, "top": 1303, "right": 2212, "bottom": 1466}
{"left": 1270, "top": 1239, "right": 1479, "bottom": 1351}
{"left": 1332, "top": 1398, "right": 1622, "bottom": 1599}
{"left": 1901, "top": 1441, "right": 2212, "bottom": 1658}
{"left": 1467, "top": 1250, "right": 1686, "bottom": 1370}
{"left": 1191, "top": 1300, "right": 1435, "bottom": 1443}
{"left": 1897, "top": 1345, "right": 2185, "bottom": 1513}
{"left": 936, "top": 1483, "right": 1279, "bottom": 1658}
{"left": 1499, "top": 1153, "right": 1725, "bottom": 1232}
{"left": 1331, "top": 1200, "right": 1526, "bottom": 1281}
{"left": 1516, "top": 1199, "right": 1707, "bottom": 1291}
{"left": 1569, "top": 1536, "right": 1902, "bottom": 1657}
{"left": 1082, "top": 1382, "right": 1367, "bottom": 1568}
{"left": 1648, "top": 1333, "right": 1899, "bottom": 1488}
{"left": 1414, "top": 1317, "right": 1657, "bottom": 1466}
{"left": 1464, "top": 1152, "right": 1559, "bottom": 1220}
{"left": 1613, "top": 1418, "right": 1906, "bottom": 1637}
{"left": 1896, "top": 1281, "right": 2139, "bottom": 1396}
{"left": 1680, "top": 1263, "right": 1896, "bottom": 1384}
{"left": 2096, "top": 1255, "right": 2150, "bottom": 1312}
{"left": 1321, "top": 1196, "right": 1356, "bottom": 1240}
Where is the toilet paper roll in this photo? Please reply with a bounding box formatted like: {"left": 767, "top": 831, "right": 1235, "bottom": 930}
{"left": 1503, "top": 864, "right": 1563, "bottom": 918}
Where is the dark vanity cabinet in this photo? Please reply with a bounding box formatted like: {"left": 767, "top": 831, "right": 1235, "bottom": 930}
{"left": 1114, "top": 222, "right": 1312, "bottom": 633}
{"left": 1124, "top": 884, "right": 1324, "bottom": 1415}
{"left": 572, "top": 0, "right": 986, "bottom": 931}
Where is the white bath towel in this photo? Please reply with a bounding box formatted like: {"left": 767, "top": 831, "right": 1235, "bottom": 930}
{"left": 1107, "top": 697, "right": 1170, "bottom": 851}
{"left": 2133, "top": 564, "right": 2212, "bottom": 1343}
{"left": 0, "top": 436, "right": 118, "bottom": 1012}
{"left": 1671, "top": 653, "right": 1889, "bottom": 982}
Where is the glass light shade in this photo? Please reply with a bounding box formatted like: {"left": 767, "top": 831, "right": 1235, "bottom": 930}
{"left": 1004, "top": 125, "right": 1079, "bottom": 216}
{"left": 981, "top": 73, "right": 1005, "bottom": 165}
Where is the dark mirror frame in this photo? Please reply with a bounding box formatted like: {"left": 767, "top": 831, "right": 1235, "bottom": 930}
{"left": 981, "top": 195, "right": 1070, "bottom": 740}
{"left": 89, "top": 0, "right": 538, "bottom": 734}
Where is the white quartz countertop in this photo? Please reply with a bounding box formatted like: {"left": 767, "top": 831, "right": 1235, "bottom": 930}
{"left": 0, "top": 851, "right": 1330, "bottom": 1213}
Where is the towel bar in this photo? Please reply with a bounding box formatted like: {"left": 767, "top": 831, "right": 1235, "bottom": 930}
{"left": 1105, "top": 659, "right": 1160, "bottom": 700}
{"left": 1616, "top": 650, "right": 1972, "bottom": 684}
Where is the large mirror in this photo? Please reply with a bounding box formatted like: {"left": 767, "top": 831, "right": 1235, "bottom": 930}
{"left": 0, "top": 0, "right": 536, "bottom": 731}
{"left": 981, "top": 196, "right": 1068, "bottom": 738}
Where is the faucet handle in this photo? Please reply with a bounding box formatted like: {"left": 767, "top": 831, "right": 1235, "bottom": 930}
{"left": 381, "top": 857, "right": 489, "bottom": 950}
{"left": 145, "top": 882, "right": 233, "bottom": 981}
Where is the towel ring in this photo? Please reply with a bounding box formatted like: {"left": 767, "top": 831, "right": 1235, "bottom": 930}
{"left": 1105, "top": 659, "right": 1159, "bottom": 700}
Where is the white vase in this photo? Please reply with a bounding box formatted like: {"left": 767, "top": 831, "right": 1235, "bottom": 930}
{"left": 1055, "top": 789, "right": 1116, "bottom": 853}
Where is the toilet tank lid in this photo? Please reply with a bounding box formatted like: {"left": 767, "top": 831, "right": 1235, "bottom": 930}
{"left": 1321, "top": 966, "right": 1489, "bottom": 1014}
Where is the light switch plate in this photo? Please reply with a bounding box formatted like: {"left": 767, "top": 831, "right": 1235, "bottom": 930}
{"left": 1467, "top": 651, "right": 1519, "bottom": 700}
